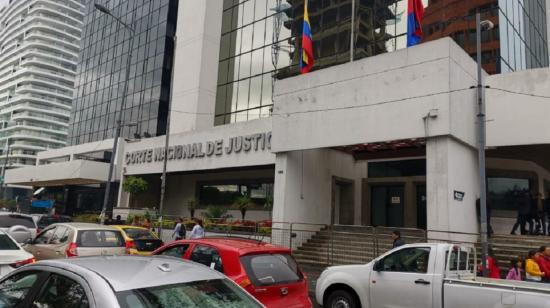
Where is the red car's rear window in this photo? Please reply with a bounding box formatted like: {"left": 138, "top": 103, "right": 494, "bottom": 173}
{"left": 240, "top": 253, "right": 303, "bottom": 286}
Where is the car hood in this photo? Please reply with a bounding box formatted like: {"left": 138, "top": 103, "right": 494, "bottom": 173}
{"left": 0, "top": 250, "right": 33, "bottom": 265}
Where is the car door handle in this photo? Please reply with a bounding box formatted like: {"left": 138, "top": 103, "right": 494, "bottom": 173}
{"left": 415, "top": 279, "right": 431, "bottom": 285}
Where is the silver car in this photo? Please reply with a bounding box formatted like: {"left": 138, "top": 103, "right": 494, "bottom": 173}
{"left": 24, "top": 223, "right": 126, "bottom": 260}
{"left": 0, "top": 255, "right": 264, "bottom": 307}
{"left": 0, "top": 212, "right": 37, "bottom": 243}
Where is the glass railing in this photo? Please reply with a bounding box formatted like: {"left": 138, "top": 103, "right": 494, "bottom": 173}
{"left": 0, "top": 129, "right": 67, "bottom": 141}
{"left": 11, "top": 112, "right": 69, "bottom": 124}
{"left": 27, "top": 30, "right": 79, "bottom": 45}
{"left": 21, "top": 56, "right": 76, "bottom": 70}
{"left": 15, "top": 84, "right": 73, "bottom": 97}
{"left": 28, "top": 74, "right": 74, "bottom": 89}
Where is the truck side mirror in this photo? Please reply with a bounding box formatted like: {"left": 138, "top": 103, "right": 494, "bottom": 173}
{"left": 373, "top": 260, "right": 383, "bottom": 272}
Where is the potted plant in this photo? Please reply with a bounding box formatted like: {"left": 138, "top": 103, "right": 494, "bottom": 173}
{"left": 122, "top": 176, "right": 149, "bottom": 208}
{"left": 187, "top": 198, "right": 198, "bottom": 219}
{"left": 232, "top": 195, "right": 255, "bottom": 221}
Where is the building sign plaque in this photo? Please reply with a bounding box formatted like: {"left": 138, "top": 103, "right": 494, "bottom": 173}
{"left": 125, "top": 132, "right": 272, "bottom": 165}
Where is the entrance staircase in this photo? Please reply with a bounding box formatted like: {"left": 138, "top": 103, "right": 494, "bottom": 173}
{"left": 292, "top": 225, "right": 427, "bottom": 266}
{"left": 486, "top": 234, "right": 547, "bottom": 272}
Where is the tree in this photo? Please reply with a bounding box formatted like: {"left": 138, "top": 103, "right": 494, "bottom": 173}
{"left": 233, "top": 195, "right": 255, "bottom": 220}
{"left": 122, "top": 176, "right": 149, "bottom": 208}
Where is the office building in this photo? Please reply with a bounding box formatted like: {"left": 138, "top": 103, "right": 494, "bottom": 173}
{"left": 0, "top": 0, "right": 85, "bottom": 168}
{"left": 6, "top": 0, "right": 550, "bottom": 243}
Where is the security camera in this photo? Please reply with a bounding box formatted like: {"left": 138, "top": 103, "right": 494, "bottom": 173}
{"left": 480, "top": 20, "right": 494, "bottom": 30}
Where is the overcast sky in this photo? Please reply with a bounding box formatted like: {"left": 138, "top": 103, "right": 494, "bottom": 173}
{"left": 0, "top": 0, "right": 7, "bottom": 9}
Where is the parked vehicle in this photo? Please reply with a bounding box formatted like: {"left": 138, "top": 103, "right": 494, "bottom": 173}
{"left": 23, "top": 223, "right": 125, "bottom": 260}
{"left": 0, "top": 255, "right": 263, "bottom": 308}
{"left": 111, "top": 225, "right": 163, "bottom": 255}
{"left": 32, "top": 214, "right": 72, "bottom": 233}
{"left": 0, "top": 230, "right": 35, "bottom": 278}
{"left": 316, "top": 243, "right": 550, "bottom": 308}
{"left": 153, "top": 237, "right": 312, "bottom": 308}
{"left": 0, "top": 213, "right": 37, "bottom": 243}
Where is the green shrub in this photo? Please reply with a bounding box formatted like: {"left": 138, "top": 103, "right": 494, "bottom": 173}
{"left": 73, "top": 214, "right": 100, "bottom": 223}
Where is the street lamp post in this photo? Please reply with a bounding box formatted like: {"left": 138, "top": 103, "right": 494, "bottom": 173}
{"left": 476, "top": 11, "right": 494, "bottom": 277}
{"left": 95, "top": 3, "right": 135, "bottom": 224}
{"left": 157, "top": 35, "right": 177, "bottom": 238}
{"left": 1, "top": 139, "right": 11, "bottom": 200}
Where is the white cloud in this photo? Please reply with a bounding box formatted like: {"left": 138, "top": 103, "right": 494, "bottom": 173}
{"left": 0, "top": 0, "right": 8, "bottom": 9}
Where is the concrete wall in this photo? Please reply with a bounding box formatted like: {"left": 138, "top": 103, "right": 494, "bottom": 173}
{"left": 426, "top": 136, "right": 479, "bottom": 242}
{"left": 273, "top": 148, "right": 367, "bottom": 225}
{"left": 486, "top": 68, "right": 550, "bottom": 147}
{"left": 170, "top": 0, "right": 223, "bottom": 134}
{"left": 272, "top": 38, "right": 479, "bottom": 153}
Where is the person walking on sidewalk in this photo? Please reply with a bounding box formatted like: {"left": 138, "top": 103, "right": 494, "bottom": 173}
{"left": 172, "top": 217, "right": 186, "bottom": 241}
{"left": 190, "top": 218, "right": 205, "bottom": 239}
{"left": 391, "top": 230, "right": 405, "bottom": 248}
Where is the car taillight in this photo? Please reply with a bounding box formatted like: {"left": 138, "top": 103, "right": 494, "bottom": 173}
{"left": 238, "top": 277, "right": 252, "bottom": 289}
{"left": 125, "top": 240, "right": 136, "bottom": 253}
{"left": 10, "top": 257, "right": 35, "bottom": 269}
{"left": 66, "top": 242, "right": 78, "bottom": 257}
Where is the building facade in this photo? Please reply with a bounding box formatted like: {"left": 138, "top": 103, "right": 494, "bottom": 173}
{"left": 423, "top": 0, "right": 549, "bottom": 74}
{"left": 0, "top": 0, "right": 85, "bottom": 168}
{"left": 68, "top": 0, "right": 178, "bottom": 145}
{"left": 5, "top": 0, "right": 550, "bottom": 241}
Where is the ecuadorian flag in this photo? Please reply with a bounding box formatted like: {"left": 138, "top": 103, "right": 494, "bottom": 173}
{"left": 300, "top": 0, "right": 314, "bottom": 74}
{"left": 407, "top": 0, "right": 424, "bottom": 47}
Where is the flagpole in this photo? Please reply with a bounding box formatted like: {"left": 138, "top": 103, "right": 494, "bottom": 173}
{"left": 350, "top": 0, "right": 355, "bottom": 62}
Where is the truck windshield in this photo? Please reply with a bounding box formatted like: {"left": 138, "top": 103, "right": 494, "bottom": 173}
{"left": 116, "top": 279, "right": 262, "bottom": 308}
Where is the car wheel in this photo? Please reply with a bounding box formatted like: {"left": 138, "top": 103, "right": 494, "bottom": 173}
{"left": 326, "top": 289, "right": 359, "bottom": 308}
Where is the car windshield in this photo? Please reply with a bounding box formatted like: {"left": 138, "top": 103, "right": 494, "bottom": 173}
{"left": 240, "top": 253, "right": 302, "bottom": 286}
{"left": 116, "top": 279, "right": 261, "bottom": 308}
{"left": 0, "top": 215, "right": 35, "bottom": 228}
{"left": 0, "top": 234, "right": 19, "bottom": 250}
{"left": 123, "top": 228, "right": 157, "bottom": 240}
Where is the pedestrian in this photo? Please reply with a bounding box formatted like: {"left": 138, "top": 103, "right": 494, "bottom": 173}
{"left": 142, "top": 218, "right": 152, "bottom": 230}
{"left": 114, "top": 215, "right": 123, "bottom": 225}
{"left": 132, "top": 216, "right": 141, "bottom": 227}
{"left": 476, "top": 198, "right": 494, "bottom": 236}
{"left": 543, "top": 196, "right": 550, "bottom": 236}
{"left": 536, "top": 246, "right": 550, "bottom": 282}
{"left": 172, "top": 217, "right": 186, "bottom": 240}
{"left": 506, "top": 258, "right": 523, "bottom": 281}
{"left": 511, "top": 191, "right": 531, "bottom": 235}
{"left": 190, "top": 218, "right": 205, "bottom": 239}
{"left": 479, "top": 248, "right": 501, "bottom": 279}
{"left": 526, "top": 250, "right": 545, "bottom": 282}
{"left": 391, "top": 230, "right": 405, "bottom": 248}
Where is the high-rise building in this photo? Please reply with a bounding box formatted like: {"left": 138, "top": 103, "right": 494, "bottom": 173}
{"left": 68, "top": 0, "right": 178, "bottom": 145}
{"left": 422, "top": 0, "right": 549, "bottom": 74}
{"left": 0, "top": 0, "right": 85, "bottom": 168}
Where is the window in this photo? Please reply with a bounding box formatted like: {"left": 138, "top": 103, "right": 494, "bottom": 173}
{"left": 0, "top": 215, "right": 35, "bottom": 228}
{"left": 241, "top": 253, "right": 302, "bottom": 286}
{"left": 488, "top": 177, "right": 530, "bottom": 211}
{"left": 190, "top": 245, "right": 224, "bottom": 273}
{"left": 198, "top": 181, "right": 273, "bottom": 207}
{"left": 77, "top": 230, "right": 124, "bottom": 247}
{"left": 34, "top": 228, "right": 56, "bottom": 244}
{"left": 159, "top": 244, "right": 189, "bottom": 258}
{"left": 50, "top": 226, "right": 70, "bottom": 245}
{"left": 122, "top": 228, "right": 156, "bottom": 240}
{"left": 0, "top": 233, "right": 19, "bottom": 250}
{"left": 378, "top": 247, "right": 431, "bottom": 273}
{"left": 0, "top": 271, "right": 39, "bottom": 307}
{"left": 33, "top": 274, "right": 89, "bottom": 308}
{"left": 116, "top": 279, "right": 262, "bottom": 308}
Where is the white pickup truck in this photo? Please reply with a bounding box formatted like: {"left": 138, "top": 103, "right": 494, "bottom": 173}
{"left": 315, "top": 243, "right": 550, "bottom": 308}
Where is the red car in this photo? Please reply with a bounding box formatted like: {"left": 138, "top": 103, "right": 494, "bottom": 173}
{"left": 152, "top": 237, "right": 312, "bottom": 308}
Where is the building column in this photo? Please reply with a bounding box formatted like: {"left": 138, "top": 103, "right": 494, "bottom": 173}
{"left": 426, "top": 136, "right": 479, "bottom": 243}
{"left": 170, "top": 0, "right": 223, "bottom": 134}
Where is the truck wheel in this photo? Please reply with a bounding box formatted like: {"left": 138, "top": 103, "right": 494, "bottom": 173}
{"left": 326, "top": 289, "right": 359, "bottom": 308}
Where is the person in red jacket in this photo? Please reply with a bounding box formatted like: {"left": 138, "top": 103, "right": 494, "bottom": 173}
{"left": 536, "top": 246, "right": 550, "bottom": 282}
{"left": 479, "top": 248, "right": 501, "bottom": 279}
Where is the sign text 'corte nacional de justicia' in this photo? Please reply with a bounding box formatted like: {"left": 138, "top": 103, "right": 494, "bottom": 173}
{"left": 125, "top": 132, "right": 272, "bottom": 165}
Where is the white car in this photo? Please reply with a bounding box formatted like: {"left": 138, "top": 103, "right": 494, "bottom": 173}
{"left": 316, "top": 243, "right": 550, "bottom": 308}
{"left": 0, "top": 213, "right": 37, "bottom": 243}
{"left": 0, "top": 230, "right": 35, "bottom": 278}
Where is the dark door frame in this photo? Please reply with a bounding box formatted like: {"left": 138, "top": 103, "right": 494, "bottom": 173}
{"left": 331, "top": 176, "right": 355, "bottom": 225}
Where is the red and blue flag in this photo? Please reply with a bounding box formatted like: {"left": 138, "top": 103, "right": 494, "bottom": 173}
{"left": 300, "top": 0, "right": 314, "bottom": 74}
{"left": 407, "top": 0, "right": 424, "bottom": 47}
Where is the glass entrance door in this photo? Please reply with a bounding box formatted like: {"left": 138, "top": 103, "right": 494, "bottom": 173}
{"left": 371, "top": 185, "right": 405, "bottom": 227}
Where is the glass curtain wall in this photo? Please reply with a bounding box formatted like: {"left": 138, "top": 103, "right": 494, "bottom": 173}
{"left": 69, "top": 0, "right": 178, "bottom": 145}
{"left": 215, "top": 0, "right": 411, "bottom": 125}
